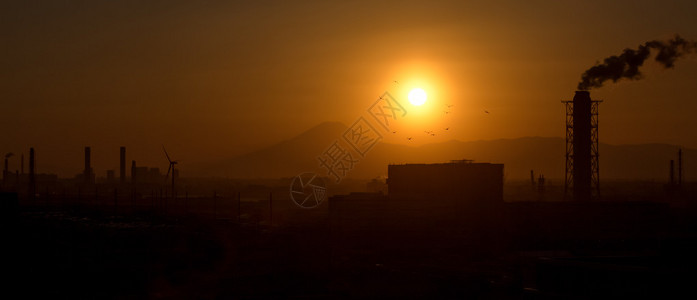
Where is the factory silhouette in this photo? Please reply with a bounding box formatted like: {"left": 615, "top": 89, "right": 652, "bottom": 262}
{"left": 3, "top": 0, "right": 697, "bottom": 294}
{"left": 2, "top": 146, "right": 178, "bottom": 199}
{"left": 2, "top": 90, "right": 697, "bottom": 298}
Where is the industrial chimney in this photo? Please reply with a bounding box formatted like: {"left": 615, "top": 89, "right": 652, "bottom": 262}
{"left": 678, "top": 148, "right": 683, "bottom": 186}
{"left": 563, "top": 91, "right": 601, "bottom": 201}
{"left": 131, "top": 160, "right": 136, "bottom": 185}
{"left": 120, "top": 147, "right": 126, "bottom": 184}
{"left": 84, "top": 146, "right": 93, "bottom": 184}
{"left": 29, "top": 147, "right": 35, "bottom": 198}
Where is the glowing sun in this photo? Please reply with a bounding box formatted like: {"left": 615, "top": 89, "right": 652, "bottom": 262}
{"left": 408, "top": 88, "right": 427, "bottom": 106}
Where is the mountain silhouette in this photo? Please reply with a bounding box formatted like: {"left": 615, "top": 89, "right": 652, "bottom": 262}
{"left": 193, "top": 122, "right": 695, "bottom": 181}
{"left": 193, "top": 121, "right": 348, "bottom": 178}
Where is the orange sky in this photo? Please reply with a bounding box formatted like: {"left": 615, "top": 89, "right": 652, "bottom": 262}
{"left": 2, "top": 0, "right": 697, "bottom": 177}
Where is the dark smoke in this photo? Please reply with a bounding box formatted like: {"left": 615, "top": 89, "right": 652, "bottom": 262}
{"left": 578, "top": 35, "right": 697, "bottom": 90}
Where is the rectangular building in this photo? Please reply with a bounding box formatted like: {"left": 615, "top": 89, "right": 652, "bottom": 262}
{"left": 387, "top": 160, "right": 504, "bottom": 205}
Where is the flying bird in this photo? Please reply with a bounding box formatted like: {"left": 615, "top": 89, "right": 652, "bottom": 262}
{"left": 484, "top": 110, "right": 490, "bottom": 114}
{"left": 407, "top": 137, "right": 412, "bottom": 141}
{"left": 392, "top": 131, "right": 397, "bottom": 134}
{"left": 444, "top": 127, "right": 449, "bottom": 131}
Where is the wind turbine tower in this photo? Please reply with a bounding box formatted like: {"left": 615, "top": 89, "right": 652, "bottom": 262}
{"left": 162, "top": 146, "right": 178, "bottom": 200}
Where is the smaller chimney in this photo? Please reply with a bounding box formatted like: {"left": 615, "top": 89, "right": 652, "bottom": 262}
{"left": 131, "top": 160, "right": 136, "bottom": 184}
{"left": 29, "top": 148, "right": 35, "bottom": 176}
{"left": 29, "top": 148, "right": 35, "bottom": 198}
{"left": 84, "top": 147, "right": 92, "bottom": 184}
{"left": 678, "top": 148, "right": 683, "bottom": 186}
{"left": 120, "top": 147, "right": 126, "bottom": 184}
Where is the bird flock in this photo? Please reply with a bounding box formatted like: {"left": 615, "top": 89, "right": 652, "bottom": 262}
{"left": 388, "top": 80, "right": 490, "bottom": 142}
{"left": 399, "top": 103, "right": 460, "bottom": 141}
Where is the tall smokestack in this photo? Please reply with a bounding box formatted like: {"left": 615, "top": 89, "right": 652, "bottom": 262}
{"left": 120, "top": 147, "right": 126, "bottom": 184}
{"left": 2, "top": 153, "right": 13, "bottom": 185}
{"left": 678, "top": 148, "right": 683, "bottom": 186}
{"left": 29, "top": 148, "right": 35, "bottom": 198}
{"left": 84, "top": 147, "right": 92, "bottom": 184}
{"left": 573, "top": 91, "right": 593, "bottom": 201}
{"left": 131, "top": 160, "right": 136, "bottom": 184}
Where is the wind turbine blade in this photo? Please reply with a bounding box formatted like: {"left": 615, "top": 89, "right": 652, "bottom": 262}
{"left": 166, "top": 164, "right": 172, "bottom": 178}
{"left": 162, "top": 145, "right": 172, "bottom": 163}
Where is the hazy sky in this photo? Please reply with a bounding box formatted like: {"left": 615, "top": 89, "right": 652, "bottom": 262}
{"left": 3, "top": 0, "right": 697, "bottom": 177}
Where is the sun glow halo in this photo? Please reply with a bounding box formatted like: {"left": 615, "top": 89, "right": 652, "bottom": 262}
{"left": 408, "top": 88, "right": 427, "bottom": 106}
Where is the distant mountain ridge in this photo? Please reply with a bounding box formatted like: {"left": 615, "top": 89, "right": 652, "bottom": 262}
{"left": 191, "top": 122, "right": 695, "bottom": 181}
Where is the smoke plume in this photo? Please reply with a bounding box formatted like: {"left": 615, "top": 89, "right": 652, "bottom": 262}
{"left": 578, "top": 35, "right": 697, "bottom": 90}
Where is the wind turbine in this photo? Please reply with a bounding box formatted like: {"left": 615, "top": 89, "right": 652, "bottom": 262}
{"left": 162, "top": 146, "right": 178, "bottom": 199}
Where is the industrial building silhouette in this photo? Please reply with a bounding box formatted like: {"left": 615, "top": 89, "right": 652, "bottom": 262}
{"left": 2, "top": 92, "right": 697, "bottom": 299}
{"left": 330, "top": 159, "right": 504, "bottom": 209}
{"left": 329, "top": 159, "right": 505, "bottom": 254}
{"left": 387, "top": 160, "right": 503, "bottom": 204}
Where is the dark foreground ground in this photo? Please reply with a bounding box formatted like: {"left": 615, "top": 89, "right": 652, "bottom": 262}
{"left": 3, "top": 196, "right": 697, "bottom": 299}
